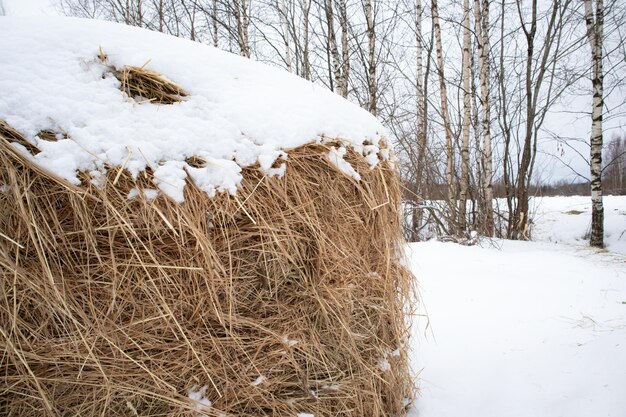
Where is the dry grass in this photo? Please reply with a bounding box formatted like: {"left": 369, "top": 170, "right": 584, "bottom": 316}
{"left": 0, "top": 120, "right": 40, "bottom": 154}
{"left": 98, "top": 49, "right": 187, "bottom": 105}
{"left": 36, "top": 130, "right": 68, "bottom": 142}
{"left": 116, "top": 65, "right": 188, "bottom": 104}
{"left": 0, "top": 123, "right": 415, "bottom": 416}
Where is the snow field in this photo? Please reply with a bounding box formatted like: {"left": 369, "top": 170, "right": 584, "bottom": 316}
{"left": 408, "top": 196, "right": 626, "bottom": 417}
{"left": 531, "top": 195, "right": 626, "bottom": 253}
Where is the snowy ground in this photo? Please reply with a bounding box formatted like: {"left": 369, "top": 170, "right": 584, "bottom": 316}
{"left": 531, "top": 195, "right": 626, "bottom": 253}
{"left": 408, "top": 196, "right": 626, "bottom": 417}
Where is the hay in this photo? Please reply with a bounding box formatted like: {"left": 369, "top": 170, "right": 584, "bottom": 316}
{"left": 0, "top": 120, "right": 39, "bottom": 154}
{"left": 36, "top": 130, "right": 68, "bottom": 142}
{"left": 98, "top": 49, "right": 187, "bottom": 104}
{"left": 0, "top": 123, "right": 415, "bottom": 416}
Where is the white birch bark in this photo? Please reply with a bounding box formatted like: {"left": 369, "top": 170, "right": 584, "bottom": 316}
{"left": 278, "top": 0, "right": 293, "bottom": 72}
{"left": 415, "top": 0, "right": 425, "bottom": 188}
{"left": 459, "top": 0, "right": 472, "bottom": 232}
{"left": 365, "top": 0, "right": 376, "bottom": 115}
{"left": 338, "top": 0, "right": 350, "bottom": 97}
{"left": 365, "top": 0, "right": 378, "bottom": 116}
{"left": 432, "top": 0, "right": 457, "bottom": 227}
{"left": 475, "top": 0, "right": 494, "bottom": 236}
{"left": 301, "top": 0, "right": 312, "bottom": 80}
{"left": 211, "top": 0, "right": 218, "bottom": 47}
{"left": 584, "top": 0, "right": 604, "bottom": 247}
{"left": 324, "top": 0, "right": 342, "bottom": 94}
{"left": 411, "top": 0, "right": 426, "bottom": 241}
{"left": 233, "top": 0, "right": 250, "bottom": 57}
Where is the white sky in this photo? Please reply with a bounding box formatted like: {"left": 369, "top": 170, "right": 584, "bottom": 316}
{"left": 3, "top": 0, "right": 56, "bottom": 16}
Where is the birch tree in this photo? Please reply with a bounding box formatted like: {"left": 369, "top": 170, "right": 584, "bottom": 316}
{"left": 338, "top": 0, "right": 350, "bottom": 97}
{"left": 475, "top": 0, "right": 493, "bottom": 235}
{"left": 459, "top": 0, "right": 472, "bottom": 232}
{"left": 414, "top": 0, "right": 427, "bottom": 193}
{"left": 324, "top": 0, "right": 343, "bottom": 94}
{"left": 364, "top": 0, "right": 377, "bottom": 114}
{"left": 231, "top": 0, "right": 251, "bottom": 57}
{"left": 432, "top": 0, "right": 457, "bottom": 230}
{"left": 211, "top": 0, "right": 218, "bottom": 46}
{"left": 409, "top": 0, "right": 431, "bottom": 241}
{"left": 583, "top": 0, "right": 604, "bottom": 247}
{"left": 277, "top": 0, "right": 293, "bottom": 71}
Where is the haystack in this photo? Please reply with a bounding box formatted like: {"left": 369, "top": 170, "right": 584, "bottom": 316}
{"left": 0, "top": 17, "right": 415, "bottom": 416}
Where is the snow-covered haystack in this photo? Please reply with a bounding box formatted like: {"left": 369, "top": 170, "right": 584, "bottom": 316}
{"left": 0, "top": 17, "right": 414, "bottom": 416}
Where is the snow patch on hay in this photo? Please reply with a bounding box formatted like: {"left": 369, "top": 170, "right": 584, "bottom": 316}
{"left": 188, "top": 385, "right": 212, "bottom": 416}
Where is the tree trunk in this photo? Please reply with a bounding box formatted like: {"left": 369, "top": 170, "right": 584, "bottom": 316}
{"left": 459, "top": 0, "right": 471, "bottom": 233}
{"left": 512, "top": 0, "right": 538, "bottom": 240}
{"left": 211, "top": 0, "right": 218, "bottom": 47}
{"left": 414, "top": 0, "right": 426, "bottom": 195}
{"left": 475, "top": 0, "right": 494, "bottom": 236}
{"left": 411, "top": 0, "right": 427, "bottom": 240}
{"left": 584, "top": 0, "right": 604, "bottom": 247}
{"left": 278, "top": 0, "right": 293, "bottom": 72}
{"left": 364, "top": 0, "right": 376, "bottom": 115}
{"left": 338, "top": 0, "right": 350, "bottom": 97}
{"left": 302, "top": 0, "right": 311, "bottom": 80}
{"left": 325, "top": 0, "right": 342, "bottom": 94}
{"left": 432, "top": 0, "right": 457, "bottom": 230}
{"left": 233, "top": 0, "right": 250, "bottom": 57}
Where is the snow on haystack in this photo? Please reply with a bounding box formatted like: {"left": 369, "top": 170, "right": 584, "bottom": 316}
{"left": 0, "top": 16, "right": 389, "bottom": 202}
{"left": 0, "top": 16, "right": 414, "bottom": 417}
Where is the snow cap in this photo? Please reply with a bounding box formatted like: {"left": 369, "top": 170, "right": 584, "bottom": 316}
{"left": 0, "top": 16, "right": 388, "bottom": 202}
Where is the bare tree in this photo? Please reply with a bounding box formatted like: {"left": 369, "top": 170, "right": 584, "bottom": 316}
{"left": 495, "top": 0, "right": 580, "bottom": 239}
{"left": 231, "top": 0, "right": 252, "bottom": 57}
{"left": 337, "top": 0, "right": 350, "bottom": 97}
{"left": 414, "top": 0, "right": 427, "bottom": 195}
{"left": 364, "top": 0, "right": 376, "bottom": 114}
{"left": 211, "top": 0, "right": 219, "bottom": 46}
{"left": 474, "top": 0, "right": 493, "bottom": 236}
{"left": 432, "top": 0, "right": 457, "bottom": 231}
{"left": 324, "top": 0, "right": 343, "bottom": 94}
{"left": 277, "top": 0, "right": 293, "bottom": 71}
{"left": 459, "top": 0, "right": 471, "bottom": 232}
{"left": 584, "top": 0, "right": 604, "bottom": 247}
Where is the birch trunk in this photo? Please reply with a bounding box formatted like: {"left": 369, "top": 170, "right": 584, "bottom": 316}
{"left": 364, "top": 0, "right": 376, "bottom": 115}
{"left": 338, "top": 0, "right": 350, "bottom": 97}
{"left": 412, "top": 0, "right": 426, "bottom": 241}
{"left": 432, "top": 0, "right": 457, "bottom": 229}
{"left": 278, "top": 0, "right": 293, "bottom": 72}
{"left": 233, "top": 0, "right": 250, "bottom": 57}
{"left": 584, "top": 0, "right": 604, "bottom": 247}
{"left": 475, "top": 0, "right": 494, "bottom": 236}
{"left": 415, "top": 0, "right": 426, "bottom": 193}
{"left": 459, "top": 0, "right": 472, "bottom": 232}
{"left": 324, "top": 0, "right": 342, "bottom": 94}
{"left": 302, "top": 0, "right": 311, "bottom": 80}
{"left": 211, "top": 0, "right": 218, "bottom": 47}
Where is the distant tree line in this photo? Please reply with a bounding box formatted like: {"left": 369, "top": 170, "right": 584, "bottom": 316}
{"left": 55, "top": 0, "right": 626, "bottom": 246}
